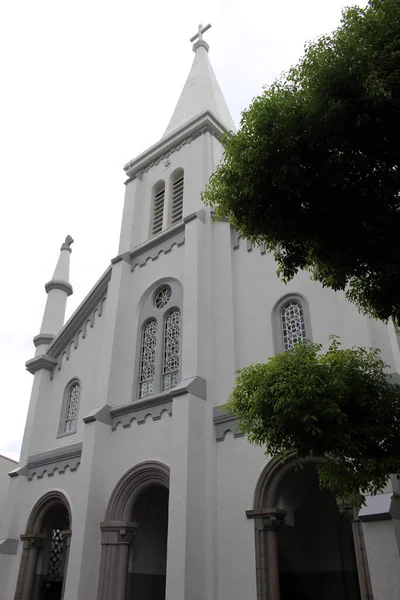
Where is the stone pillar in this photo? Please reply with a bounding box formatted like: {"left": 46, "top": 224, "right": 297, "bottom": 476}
{"left": 247, "top": 509, "right": 286, "bottom": 600}
{"left": 97, "top": 521, "right": 138, "bottom": 600}
{"left": 14, "top": 534, "right": 46, "bottom": 600}
{"left": 352, "top": 519, "right": 374, "bottom": 600}
{"left": 60, "top": 529, "right": 72, "bottom": 600}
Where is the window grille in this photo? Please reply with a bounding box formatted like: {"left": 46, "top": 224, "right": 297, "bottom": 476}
{"left": 152, "top": 187, "right": 165, "bottom": 235}
{"left": 155, "top": 286, "right": 172, "bottom": 310}
{"left": 281, "top": 301, "right": 306, "bottom": 350}
{"left": 162, "top": 310, "right": 181, "bottom": 391}
{"left": 170, "top": 175, "right": 184, "bottom": 224}
{"left": 64, "top": 383, "right": 80, "bottom": 433}
{"left": 139, "top": 320, "right": 158, "bottom": 398}
{"left": 47, "top": 528, "right": 64, "bottom": 581}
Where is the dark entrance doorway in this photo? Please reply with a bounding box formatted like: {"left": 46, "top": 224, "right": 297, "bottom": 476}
{"left": 34, "top": 504, "right": 69, "bottom": 600}
{"left": 126, "top": 486, "right": 169, "bottom": 600}
{"left": 277, "top": 464, "right": 360, "bottom": 600}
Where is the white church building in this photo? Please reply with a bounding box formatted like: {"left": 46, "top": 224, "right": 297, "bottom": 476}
{"left": 1, "top": 25, "right": 400, "bottom": 600}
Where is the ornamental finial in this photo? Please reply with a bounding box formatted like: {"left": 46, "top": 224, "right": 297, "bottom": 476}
{"left": 190, "top": 23, "right": 211, "bottom": 53}
{"left": 61, "top": 235, "right": 74, "bottom": 252}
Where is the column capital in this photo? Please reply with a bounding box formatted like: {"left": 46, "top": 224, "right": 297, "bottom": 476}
{"left": 20, "top": 533, "right": 47, "bottom": 549}
{"left": 100, "top": 521, "right": 138, "bottom": 545}
{"left": 246, "top": 507, "right": 286, "bottom": 531}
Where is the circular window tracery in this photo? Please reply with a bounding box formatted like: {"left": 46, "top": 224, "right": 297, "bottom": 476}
{"left": 154, "top": 286, "right": 172, "bottom": 310}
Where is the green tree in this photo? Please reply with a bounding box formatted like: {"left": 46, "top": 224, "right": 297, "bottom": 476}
{"left": 227, "top": 338, "right": 400, "bottom": 505}
{"left": 204, "top": 0, "right": 400, "bottom": 325}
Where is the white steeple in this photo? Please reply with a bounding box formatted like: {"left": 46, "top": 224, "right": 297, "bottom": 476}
{"left": 162, "top": 24, "right": 236, "bottom": 138}
{"left": 33, "top": 235, "right": 74, "bottom": 355}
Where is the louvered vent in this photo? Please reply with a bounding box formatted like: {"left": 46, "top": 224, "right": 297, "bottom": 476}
{"left": 152, "top": 187, "right": 165, "bottom": 235}
{"left": 171, "top": 176, "right": 184, "bottom": 224}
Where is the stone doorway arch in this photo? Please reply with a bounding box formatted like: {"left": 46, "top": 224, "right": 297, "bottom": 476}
{"left": 97, "top": 460, "right": 170, "bottom": 600}
{"left": 246, "top": 454, "right": 373, "bottom": 600}
{"left": 14, "top": 490, "right": 72, "bottom": 600}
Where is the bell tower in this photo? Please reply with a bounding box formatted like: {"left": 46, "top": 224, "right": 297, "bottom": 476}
{"left": 117, "top": 24, "right": 235, "bottom": 255}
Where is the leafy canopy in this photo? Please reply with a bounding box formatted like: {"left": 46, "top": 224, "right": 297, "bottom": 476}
{"left": 204, "top": 0, "right": 400, "bottom": 325}
{"left": 227, "top": 338, "right": 400, "bottom": 505}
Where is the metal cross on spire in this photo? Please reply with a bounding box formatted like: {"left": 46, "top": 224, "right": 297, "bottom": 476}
{"left": 190, "top": 23, "right": 211, "bottom": 43}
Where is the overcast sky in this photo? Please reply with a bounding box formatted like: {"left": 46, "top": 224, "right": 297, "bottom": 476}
{"left": 0, "top": 0, "right": 366, "bottom": 461}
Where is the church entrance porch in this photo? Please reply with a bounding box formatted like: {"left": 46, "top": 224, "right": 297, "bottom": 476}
{"left": 97, "top": 461, "right": 170, "bottom": 600}
{"left": 14, "top": 491, "right": 72, "bottom": 600}
{"left": 277, "top": 464, "right": 360, "bottom": 600}
{"left": 126, "top": 486, "right": 169, "bottom": 600}
{"left": 247, "top": 455, "right": 371, "bottom": 600}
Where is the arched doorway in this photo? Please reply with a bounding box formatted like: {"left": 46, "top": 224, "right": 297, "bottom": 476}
{"left": 126, "top": 486, "right": 169, "bottom": 599}
{"left": 277, "top": 463, "right": 359, "bottom": 599}
{"left": 247, "top": 455, "right": 372, "bottom": 600}
{"left": 97, "top": 461, "right": 170, "bottom": 600}
{"left": 14, "top": 491, "right": 72, "bottom": 600}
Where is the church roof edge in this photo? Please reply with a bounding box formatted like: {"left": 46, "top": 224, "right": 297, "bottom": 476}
{"left": 123, "top": 110, "right": 228, "bottom": 180}
{"left": 46, "top": 266, "right": 112, "bottom": 360}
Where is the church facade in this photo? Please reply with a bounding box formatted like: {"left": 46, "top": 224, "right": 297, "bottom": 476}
{"left": 1, "top": 27, "right": 400, "bottom": 600}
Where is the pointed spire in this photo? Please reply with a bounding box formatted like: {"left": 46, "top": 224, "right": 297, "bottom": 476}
{"left": 32, "top": 235, "right": 74, "bottom": 354}
{"left": 162, "top": 24, "right": 236, "bottom": 139}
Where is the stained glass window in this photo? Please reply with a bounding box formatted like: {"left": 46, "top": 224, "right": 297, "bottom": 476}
{"left": 281, "top": 301, "right": 306, "bottom": 350}
{"left": 47, "top": 528, "right": 64, "bottom": 581}
{"left": 162, "top": 310, "right": 180, "bottom": 391}
{"left": 139, "top": 320, "right": 158, "bottom": 398}
{"left": 155, "top": 286, "right": 171, "bottom": 310}
{"left": 64, "top": 383, "right": 80, "bottom": 433}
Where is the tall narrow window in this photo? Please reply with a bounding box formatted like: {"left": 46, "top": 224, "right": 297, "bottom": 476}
{"left": 170, "top": 171, "right": 184, "bottom": 225}
{"left": 139, "top": 320, "right": 158, "bottom": 398}
{"left": 281, "top": 301, "right": 306, "bottom": 350}
{"left": 64, "top": 382, "right": 80, "bottom": 433}
{"left": 152, "top": 184, "right": 165, "bottom": 235}
{"left": 162, "top": 309, "right": 181, "bottom": 391}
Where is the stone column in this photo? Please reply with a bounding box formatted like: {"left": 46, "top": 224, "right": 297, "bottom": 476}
{"left": 352, "top": 518, "right": 374, "bottom": 600}
{"left": 14, "top": 534, "right": 46, "bottom": 600}
{"left": 337, "top": 501, "right": 373, "bottom": 600}
{"left": 97, "top": 521, "right": 138, "bottom": 600}
{"left": 60, "top": 529, "right": 72, "bottom": 600}
{"left": 247, "top": 509, "right": 286, "bottom": 600}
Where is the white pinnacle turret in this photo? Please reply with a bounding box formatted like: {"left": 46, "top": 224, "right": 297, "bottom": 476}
{"left": 162, "top": 24, "right": 236, "bottom": 138}
{"left": 33, "top": 235, "right": 74, "bottom": 354}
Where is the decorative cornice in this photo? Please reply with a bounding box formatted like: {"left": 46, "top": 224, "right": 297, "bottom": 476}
{"left": 213, "top": 405, "right": 244, "bottom": 442}
{"left": 231, "top": 229, "right": 267, "bottom": 255}
{"left": 112, "top": 212, "right": 206, "bottom": 272}
{"left": 45, "top": 280, "right": 73, "bottom": 296}
{"left": 46, "top": 267, "right": 111, "bottom": 360}
{"left": 0, "top": 538, "right": 19, "bottom": 555}
{"left": 83, "top": 405, "right": 112, "bottom": 425}
{"left": 210, "top": 209, "right": 229, "bottom": 223}
{"left": 25, "top": 354, "right": 58, "bottom": 374}
{"left": 26, "top": 442, "right": 82, "bottom": 480}
{"left": 110, "top": 376, "right": 206, "bottom": 431}
{"left": 130, "top": 222, "right": 185, "bottom": 272}
{"left": 33, "top": 333, "right": 55, "bottom": 348}
{"left": 184, "top": 209, "right": 206, "bottom": 224}
{"left": 123, "top": 110, "right": 228, "bottom": 180}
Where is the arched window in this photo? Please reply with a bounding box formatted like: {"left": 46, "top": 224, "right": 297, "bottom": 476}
{"left": 134, "top": 281, "right": 183, "bottom": 400}
{"left": 170, "top": 169, "right": 184, "bottom": 225}
{"left": 151, "top": 181, "right": 165, "bottom": 236}
{"left": 139, "top": 320, "right": 158, "bottom": 398}
{"left": 63, "top": 380, "right": 80, "bottom": 434}
{"left": 281, "top": 300, "right": 306, "bottom": 350}
{"left": 162, "top": 309, "right": 181, "bottom": 391}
